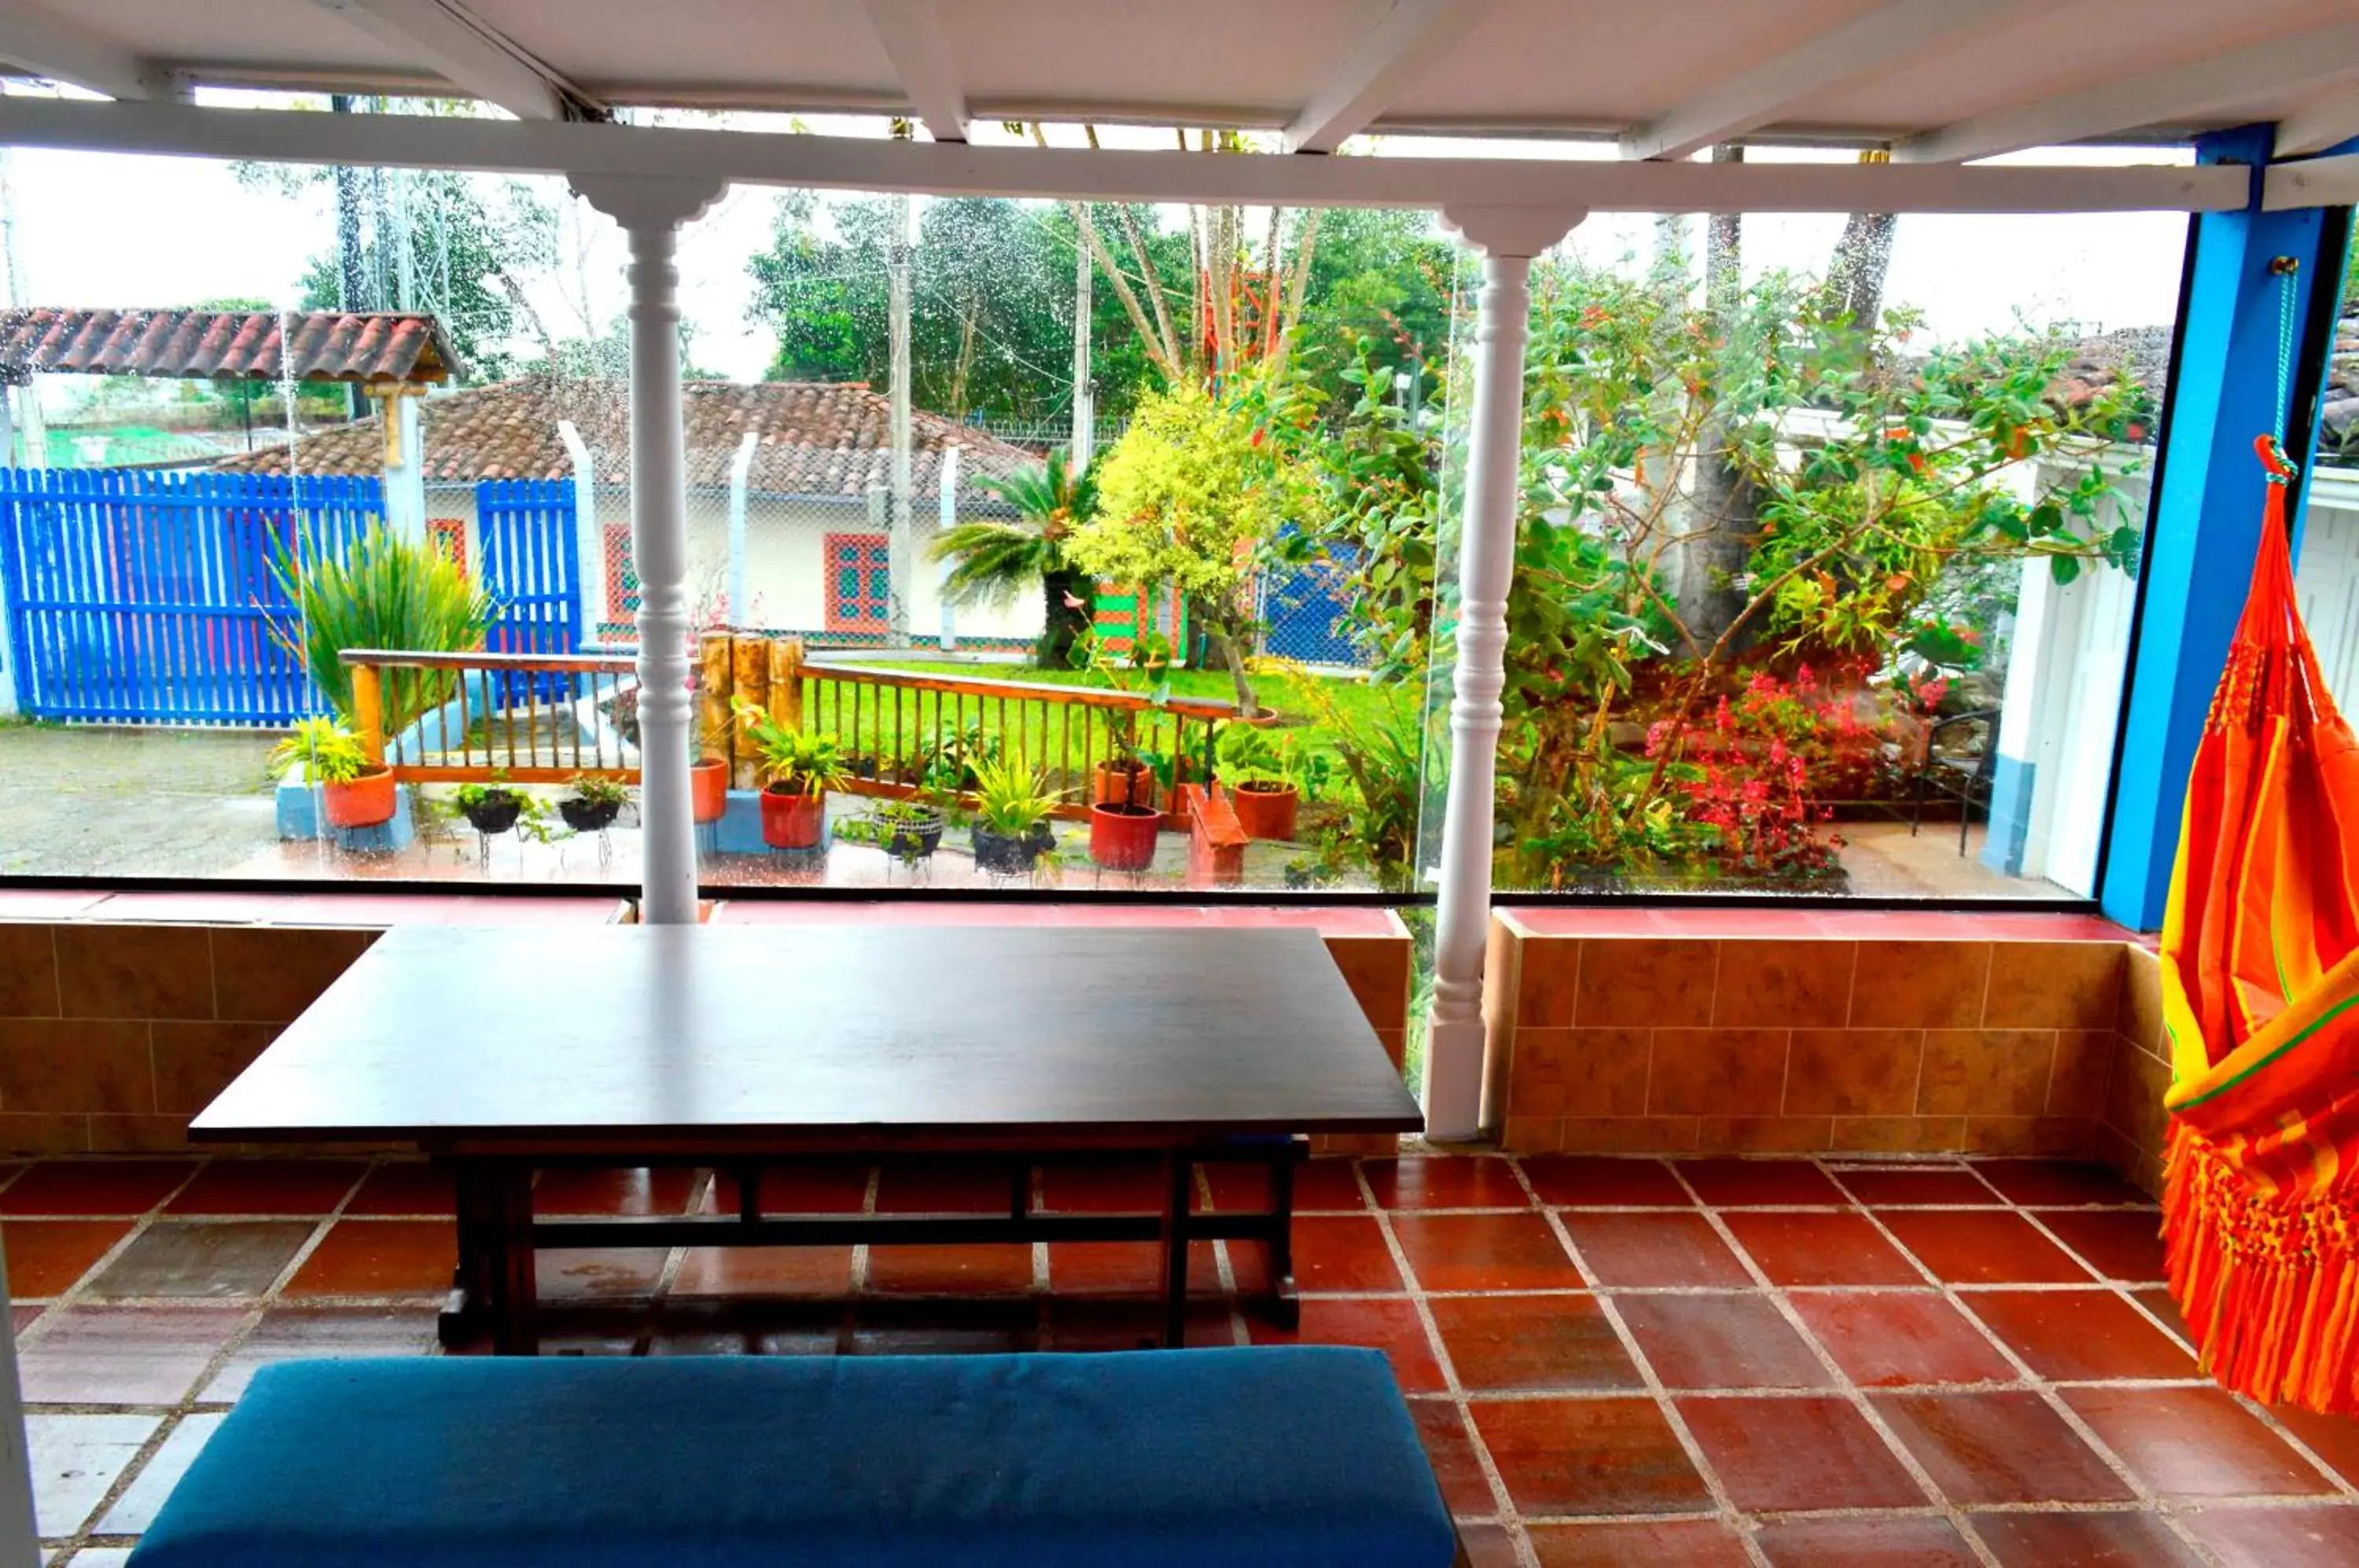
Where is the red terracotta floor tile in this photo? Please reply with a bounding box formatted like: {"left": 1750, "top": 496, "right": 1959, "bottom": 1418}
{"left": 1409, "top": 1400, "right": 1496, "bottom": 1516}
{"left": 703, "top": 1163, "right": 870, "bottom": 1216}
{"left": 1973, "top": 1160, "right": 2153, "bottom": 1207}
{"left": 340, "top": 1163, "right": 455, "bottom": 1216}
{"left": 199, "top": 1305, "right": 440, "bottom": 1401}
{"left": 1202, "top": 1159, "right": 1364, "bottom": 1213}
{"left": 535, "top": 1247, "right": 668, "bottom": 1303}
{"left": 1044, "top": 1242, "right": 1161, "bottom": 1297}
{"left": 2267, "top": 1403, "right": 2359, "bottom": 1488}
{"left": 1559, "top": 1212, "right": 1750, "bottom": 1288}
{"left": 1038, "top": 1159, "right": 1162, "bottom": 1213}
{"left": 646, "top": 1301, "right": 844, "bottom": 1358}
{"left": 1678, "top": 1395, "right": 1928, "bottom": 1511}
{"left": 1790, "top": 1292, "right": 2018, "bottom": 1387}
{"left": 1616, "top": 1294, "right": 1836, "bottom": 1390}
{"left": 283, "top": 1219, "right": 455, "bottom": 1297}
{"left": 1720, "top": 1210, "right": 1923, "bottom": 1286}
{"left": 2182, "top": 1505, "right": 2359, "bottom": 1568}
{"left": 1877, "top": 1209, "right": 2098, "bottom": 1285}
{"left": 1470, "top": 1396, "right": 1711, "bottom": 1516}
{"left": 2063, "top": 1386, "right": 2338, "bottom": 1498}
{"left": 1523, "top": 1157, "right": 1693, "bottom": 1208}
{"left": 1293, "top": 1215, "right": 1405, "bottom": 1293}
{"left": 1968, "top": 1511, "right": 2206, "bottom": 1567}
{"left": 532, "top": 1167, "right": 701, "bottom": 1216}
{"left": 1246, "top": 1297, "right": 1444, "bottom": 1393}
{"left": 164, "top": 1161, "right": 367, "bottom": 1216}
{"left": 1871, "top": 1390, "right": 2136, "bottom": 1504}
{"left": 1527, "top": 1519, "right": 1749, "bottom": 1567}
{"left": 1754, "top": 1517, "right": 1978, "bottom": 1568}
{"left": 2, "top": 1220, "right": 131, "bottom": 1297}
{"left": 18, "top": 1305, "right": 247, "bottom": 1404}
{"left": 1456, "top": 1522, "right": 1522, "bottom": 1568}
{"left": 1675, "top": 1158, "right": 1847, "bottom": 1207}
{"left": 873, "top": 1160, "right": 1013, "bottom": 1215}
{"left": 1428, "top": 1294, "right": 1642, "bottom": 1393}
{"left": 2034, "top": 1209, "right": 2168, "bottom": 1283}
{"left": 846, "top": 1300, "right": 1037, "bottom": 1356}
{"left": 1363, "top": 1156, "right": 1528, "bottom": 1209}
{"left": 863, "top": 1243, "right": 1033, "bottom": 1296}
{"left": 1392, "top": 1213, "right": 1582, "bottom": 1292}
{"left": 90, "top": 1220, "right": 313, "bottom": 1298}
{"left": 1964, "top": 1290, "right": 2194, "bottom": 1380}
{"left": 10, "top": 1305, "right": 38, "bottom": 1334}
{"left": 0, "top": 1161, "right": 196, "bottom": 1216}
{"left": 2133, "top": 1286, "right": 2195, "bottom": 1347}
{"left": 1832, "top": 1166, "right": 2004, "bottom": 1207}
{"left": 671, "top": 1246, "right": 855, "bottom": 1298}
{"left": 1038, "top": 1300, "right": 1238, "bottom": 1353}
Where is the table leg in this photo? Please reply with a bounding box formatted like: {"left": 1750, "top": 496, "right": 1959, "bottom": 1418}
{"left": 485, "top": 1166, "right": 539, "bottom": 1356}
{"left": 1267, "top": 1145, "right": 1301, "bottom": 1331}
{"left": 1157, "top": 1150, "right": 1191, "bottom": 1349}
{"left": 439, "top": 1161, "right": 496, "bottom": 1349}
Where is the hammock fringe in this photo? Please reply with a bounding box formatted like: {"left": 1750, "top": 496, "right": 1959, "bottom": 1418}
{"left": 2164, "top": 1121, "right": 2359, "bottom": 1413}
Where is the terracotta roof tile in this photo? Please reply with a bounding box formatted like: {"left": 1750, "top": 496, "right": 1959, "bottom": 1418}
{"left": 211, "top": 376, "right": 1041, "bottom": 499}
{"left": 0, "top": 308, "right": 459, "bottom": 384}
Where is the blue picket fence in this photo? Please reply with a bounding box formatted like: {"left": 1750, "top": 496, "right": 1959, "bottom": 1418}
{"left": 1258, "top": 546, "right": 1364, "bottom": 668}
{"left": 0, "top": 468, "right": 581, "bottom": 726}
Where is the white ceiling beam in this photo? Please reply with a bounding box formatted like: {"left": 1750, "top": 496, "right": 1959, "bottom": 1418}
{"left": 315, "top": 0, "right": 594, "bottom": 121}
{"left": 856, "top": 0, "right": 966, "bottom": 143}
{"left": 2263, "top": 151, "right": 2359, "bottom": 211}
{"left": 1284, "top": 0, "right": 1497, "bottom": 154}
{"left": 0, "top": 1, "right": 160, "bottom": 101}
{"left": 0, "top": 95, "right": 2254, "bottom": 215}
{"left": 1621, "top": 0, "right": 2031, "bottom": 163}
{"left": 1898, "top": 21, "right": 2359, "bottom": 164}
{"left": 2273, "top": 87, "right": 2359, "bottom": 160}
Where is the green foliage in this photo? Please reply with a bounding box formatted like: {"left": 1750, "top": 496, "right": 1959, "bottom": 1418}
{"left": 270, "top": 522, "right": 493, "bottom": 735}
{"left": 933, "top": 447, "right": 1098, "bottom": 667}
{"left": 564, "top": 772, "right": 630, "bottom": 808}
{"left": 913, "top": 721, "right": 1000, "bottom": 792}
{"left": 1218, "top": 723, "right": 1333, "bottom": 800}
{"left": 267, "top": 717, "right": 370, "bottom": 785}
{"left": 1284, "top": 676, "right": 1426, "bottom": 891}
{"left": 730, "top": 699, "right": 849, "bottom": 796}
{"left": 969, "top": 755, "right": 1063, "bottom": 836}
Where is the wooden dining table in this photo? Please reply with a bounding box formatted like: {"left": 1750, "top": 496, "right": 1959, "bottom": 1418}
{"left": 190, "top": 922, "right": 1425, "bottom": 1353}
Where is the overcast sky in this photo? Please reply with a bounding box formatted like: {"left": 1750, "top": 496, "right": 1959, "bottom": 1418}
{"left": 0, "top": 97, "right": 2195, "bottom": 401}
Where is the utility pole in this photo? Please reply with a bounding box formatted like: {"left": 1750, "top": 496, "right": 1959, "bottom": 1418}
{"left": 886, "top": 175, "right": 915, "bottom": 642}
{"left": 1070, "top": 231, "right": 1094, "bottom": 469}
{"left": 331, "top": 95, "right": 369, "bottom": 420}
{"left": 0, "top": 149, "right": 43, "bottom": 469}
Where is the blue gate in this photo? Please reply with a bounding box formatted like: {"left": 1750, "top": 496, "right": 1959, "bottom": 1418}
{"left": 476, "top": 478, "right": 582, "bottom": 702}
{"left": 0, "top": 467, "right": 380, "bottom": 724}
{"left": 1258, "top": 545, "right": 1362, "bottom": 668}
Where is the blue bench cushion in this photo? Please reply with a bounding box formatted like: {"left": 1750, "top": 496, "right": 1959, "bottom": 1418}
{"left": 129, "top": 1346, "right": 1457, "bottom": 1568}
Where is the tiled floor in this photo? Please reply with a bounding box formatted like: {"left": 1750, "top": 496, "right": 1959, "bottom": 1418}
{"left": 5, "top": 1151, "right": 2357, "bottom": 1566}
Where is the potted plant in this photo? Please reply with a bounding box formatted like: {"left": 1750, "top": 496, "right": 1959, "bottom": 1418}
{"left": 558, "top": 772, "right": 630, "bottom": 834}
{"left": 448, "top": 773, "right": 545, "bottom": 839}
{"left": 1217, "top": 723, "right": 1329, "bottom": 842}
{"left": 733, "top": 698, "right": 847, "bottom": 851}
{"left": 1074, "top": 628, "right": 1172, "bottom": 812}
{"left": 876, "top": 796, "right": 947, "bottom": 859}
{"left": 690, "top": 713, "right": 731, "bottom": 826}
{"left": 269, "top": 716, "right": 397, "bottom": 830}
{"left": 969, "top": 755, "right": 1063, "bottom": 875}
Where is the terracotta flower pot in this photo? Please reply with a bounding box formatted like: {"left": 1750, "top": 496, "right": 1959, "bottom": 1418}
{"left": 1231, "top": 781, "right": 1300, "bottom": 841}
{"left": 322, "top": 767, "right": 397, "bottom": 829}
{"left": 759, "top": 786, "right": 826, "bottom": 850}
{"left": 1089, "top": 801, "right": 1161, "bottom": 871}
{"left": 690, "top": 756, "right": 729, "bottom": 824}
{"left": 1092, "top": 760, "right": 1156, "bottom": 812}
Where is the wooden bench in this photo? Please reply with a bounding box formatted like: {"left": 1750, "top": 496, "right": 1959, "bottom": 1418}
{"left": 1183, "top": 782, "right": 1250, "bottom": 884}
{"left": 127, "top": 1348, "right": 1467, "bottom": 1567}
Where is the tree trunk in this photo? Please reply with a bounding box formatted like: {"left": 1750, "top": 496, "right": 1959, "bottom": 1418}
{"left": 1037, "top": 566, "right": 1091, "bottom": 670}
{"left": 1826, "top": 209, "right": 1896, "bottom": 332}
{"left": 1191, "top": 596, "right": 1260, "bottom": 717}
{"left": 1674, "top": 145, "right": 1757, "bottom": 653}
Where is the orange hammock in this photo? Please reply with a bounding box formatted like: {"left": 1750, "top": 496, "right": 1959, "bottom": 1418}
{"left": 2162, "top": 438, "right": 2359, "bottom": 1414}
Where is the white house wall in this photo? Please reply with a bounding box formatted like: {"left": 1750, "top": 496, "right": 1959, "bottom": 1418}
{"left": 2298, "top": 467, "right": 2359, "bottom": 710}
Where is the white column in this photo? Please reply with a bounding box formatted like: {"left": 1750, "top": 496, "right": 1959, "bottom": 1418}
{"left": 727, "top": 430, "right": 757, "bottom": 625}
{"left": 558, "top": 418, "right": 602, "bottom": 643}
{"left": 887, "top": 192, "right": 915, "bottom": 641}
{"left": 1425, "top": 204, "right": 1584, "bottom": 1142}
{"left": 937, "top": 443, "right": 960, "bottom": 651}
{"left": 568, "top": 174, "right": 725, "bottom": 927}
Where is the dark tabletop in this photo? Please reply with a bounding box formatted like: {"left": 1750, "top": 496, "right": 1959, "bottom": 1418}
{"left": 190, "top": 924, "right": 1426, "bottom": 1149}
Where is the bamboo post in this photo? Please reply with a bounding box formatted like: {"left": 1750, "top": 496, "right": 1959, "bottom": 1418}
{"left": 697, "top": 631, "right": 733, "bottom": 765}
{"left": 768, "top": 637, "right": 804, "bottom": 733}
{"left": 731, "top": 631, "right": 770, "bottom": 790}
{"left": 349, "top": 664, "right": 386, "bottom": 767}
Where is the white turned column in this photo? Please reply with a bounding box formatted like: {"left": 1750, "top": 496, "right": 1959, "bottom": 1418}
{"left": 569, "top": 174, "right": 725, "bottom": 926}
{"left": 1424, "top": 204, "right": 1584, "bottom": 1142}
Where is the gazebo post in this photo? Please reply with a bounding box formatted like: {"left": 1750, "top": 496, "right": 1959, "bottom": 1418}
{"left": 567, "top": 173, "right": 725, "bottom": 927}
{"left": 1423, "top": 204, "right": 1584, "bottom": 1142}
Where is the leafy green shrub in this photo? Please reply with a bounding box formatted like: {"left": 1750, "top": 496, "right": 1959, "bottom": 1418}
{"left": 271, "top": 522, "right": 492, "bottom": 734}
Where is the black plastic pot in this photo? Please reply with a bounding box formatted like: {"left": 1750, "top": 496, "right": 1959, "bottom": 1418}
{"left": 882, "top": 807, "right": 945, "bottom": 859}
{"left": 558, "top": 797, "right": 624, "bottom": 834}
{"left": 461, "top": 793, "right": 523, "bottom": 835}
{"left": 972, "top": 823, "right": 1054, "bottom": 876}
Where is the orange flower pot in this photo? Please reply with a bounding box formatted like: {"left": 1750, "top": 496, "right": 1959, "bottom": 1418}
{"left": 1092, "top": 760, "right": 1156, "bottom": 812}
{"left": 322, "top": 767, "right": 397, "bottom": 829}
{"left": 759, "top": 786, "right": 826, "bottom": 850}
{"left": 1231, "top": 781, "right": 1299, "bottom": 841}
{"left": 1089, "top": 801, "right": 1161, "bottom": 870}
{"left": 690, "top": 756, "right": 729, "bottom": 824}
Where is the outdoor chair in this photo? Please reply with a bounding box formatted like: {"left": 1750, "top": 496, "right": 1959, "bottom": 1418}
{"left": 1909, "top": 709, "right": 2001, "bottom": 856}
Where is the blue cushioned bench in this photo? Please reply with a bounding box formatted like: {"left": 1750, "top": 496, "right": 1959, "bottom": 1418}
{"left": 128, "top": 1347, "right": 1463, "bottom": 1568}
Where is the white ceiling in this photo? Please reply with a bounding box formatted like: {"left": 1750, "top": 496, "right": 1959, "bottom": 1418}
{"left": 5, "top": 0, "right": 2358, "bottom": 157}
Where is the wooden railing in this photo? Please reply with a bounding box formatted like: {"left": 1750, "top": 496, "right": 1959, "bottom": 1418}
{"left": 344, "top": 649, "right": 640, "bottom": 784}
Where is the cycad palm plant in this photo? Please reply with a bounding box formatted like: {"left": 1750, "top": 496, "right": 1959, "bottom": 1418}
{"left": 271, "top": 521, "right": 493, "bottom": 737}
{"left": 931, "top": 448, "right": 1097, "bottom": 669}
